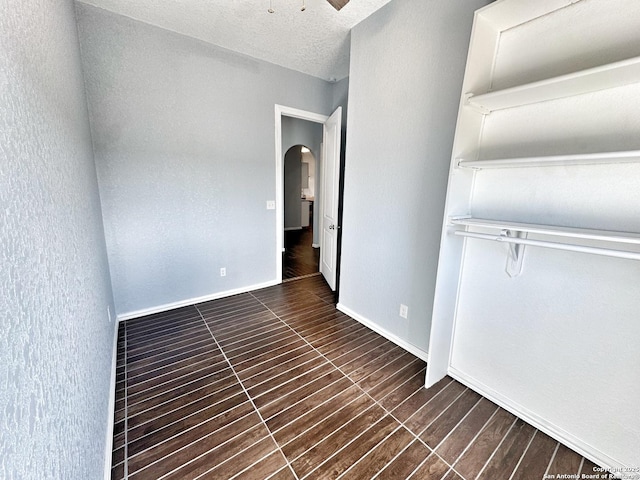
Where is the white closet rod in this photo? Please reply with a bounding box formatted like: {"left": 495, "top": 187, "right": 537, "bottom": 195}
{"left": 454, "top": 230, "right": 640, "bottom": 261}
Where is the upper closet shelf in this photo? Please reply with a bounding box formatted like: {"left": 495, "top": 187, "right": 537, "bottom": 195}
{"left": 457, "top": 150, "right": 640, "bottom": 169}
{"left": 465, "top": 55, "right": 640, "bottom": 113}
{"left": 450, "top": 217, "right": 640, "bottom": 245}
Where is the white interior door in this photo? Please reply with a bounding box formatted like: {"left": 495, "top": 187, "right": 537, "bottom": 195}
{"left": 320, "top": 107, "right": 342, "bottom": 290}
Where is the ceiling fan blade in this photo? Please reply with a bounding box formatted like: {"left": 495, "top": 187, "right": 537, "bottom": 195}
{"left": 327, "top": 0, "right": 349, "bottom": 11}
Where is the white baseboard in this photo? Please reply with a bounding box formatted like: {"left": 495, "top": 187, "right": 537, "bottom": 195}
{"left": 336, "top": 303, "right": 429, "bottom": 363}
{"left": 116, "top": 279, "right": 280, "bottom": 322}
{"left": 104, "top": 320, "right": 118, "bottom": 480}
{"left": 448, "top": 367, "right": 625, "bottom": 472}
{"left": 312, "top": 243, "right": 320, "bottom": 248}
{"left": 284, "top": 226, "right": 303, "bottom": 231}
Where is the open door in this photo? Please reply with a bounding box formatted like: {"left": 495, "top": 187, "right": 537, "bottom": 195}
{"left": 319, "top": 106, "right": 342, "bottom": 290}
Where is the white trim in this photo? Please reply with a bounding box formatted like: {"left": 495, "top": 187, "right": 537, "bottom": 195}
{"left": 284, "top": 226, "right": 303, "bottom": 231}
{"left": 276, "top": 105, "right": 329, "bottom": 123}
{"left": 448, "top": 367, "right": 625, "bottom": 471}
{"left": 116, "top": 280, "right": 279, "bottom": 322}
{"left": 457, "top": 149, "right": 640, "bottom": 170}
{"left": 275, "top": 106, "right": 284, "bottom": 284}
{"left": 275, "top": 104, "right": 329, "bottom": 286}
{"left": 312, "top": 243, "right": 320, "bottom": 248}
{"left": 336, "top": 303, "right": 430, "bottom": 363}
{"left": 103, "top": 320, "right": 118, "bottom": 480}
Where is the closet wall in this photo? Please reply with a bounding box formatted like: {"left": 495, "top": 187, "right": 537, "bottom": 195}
{"left": 428, "top": 0, "right": 640, "bottom": 469}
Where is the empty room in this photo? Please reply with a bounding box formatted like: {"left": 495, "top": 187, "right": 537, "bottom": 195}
{"left": 2, "top": 0, "right": 639, "bottom": 479}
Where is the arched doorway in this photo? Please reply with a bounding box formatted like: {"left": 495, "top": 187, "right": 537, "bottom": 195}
{"left": 283, "top": 144, "right": 319, "bottom": 279}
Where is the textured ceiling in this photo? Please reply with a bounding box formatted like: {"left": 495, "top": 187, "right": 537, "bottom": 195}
{"left": 77, "top": 0, "right": 393, "bottom": 81}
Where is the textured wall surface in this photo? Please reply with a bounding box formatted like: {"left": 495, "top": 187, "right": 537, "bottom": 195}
{"left": 0, "top": 1, "right": 116, "bottom": 479}
{"left": 76, "top": 4, "right": 333, "bottom": 316}
{"left": 338, "top": 0, "right": 490, "bottom": 354}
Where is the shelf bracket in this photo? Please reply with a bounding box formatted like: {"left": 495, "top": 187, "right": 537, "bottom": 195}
{"left": 502, "top": 229, "right": 527, "bottom": 277}
{"left": 463, "top": 93, "right": 491, "bottom": 115}
{"left": 449, "top": 215, "right": 471, "bottom": 226}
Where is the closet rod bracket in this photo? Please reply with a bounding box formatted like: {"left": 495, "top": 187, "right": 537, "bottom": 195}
{"left": 501, "top": 229, "right": 526, "bottom": 277}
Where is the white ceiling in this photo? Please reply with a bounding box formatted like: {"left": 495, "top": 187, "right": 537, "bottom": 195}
{"left": 78, "top": 0, "right": 393, "bottom": 81}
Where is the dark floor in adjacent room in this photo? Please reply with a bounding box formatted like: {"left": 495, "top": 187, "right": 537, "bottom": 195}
{"left": 283, "top": 227, "right": 319, "bottom": 280}
{"left": 111, "top": 276, "right": 597, "bottom": 479}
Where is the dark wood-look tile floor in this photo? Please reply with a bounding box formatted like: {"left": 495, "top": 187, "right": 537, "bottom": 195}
{"left": 283, "top": 227, "right": 319, "bottom": 280}
{"left": 112, "top": 276, "right": 599, "bottom": 479}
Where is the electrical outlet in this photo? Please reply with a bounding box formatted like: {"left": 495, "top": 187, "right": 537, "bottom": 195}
{"left": 266, "top": 200, "right": 276, "bottom": 210}
{"left": 399, "top": 304, "right": 408, "bottom": 319}
{"left": 220, "top": 267, "right": 226, "bottom": 277}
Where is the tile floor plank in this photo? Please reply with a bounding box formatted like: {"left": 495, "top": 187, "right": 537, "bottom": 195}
{"left": 236, "top": 344, "right": 314, "bottom": 381}
{"left": 358, "top": 353, "right": 423, "bottom": 396}
{"left": 403, "top": 381, "right": 468, "bottom": 436}
{"left": 436, "top": 397, "right": 499, "bottom": 465}
{"left": 420, "top": 388, "right": 483, "bottom": 449}
{"left": 127, "top": 404, "right": 258, "bottom": 474}
{"left": 546, "top": 443, "right": 583, "bottom": 478}
{"left": 278, "top": 392, "right": 373, "bottom": 459}
{"left": 510, "top": 429, "right": 558, "bottom": 480}
{"left": 266, "top": 466, "right": 298, "bottom": 480}
{"left": 267, "top": 377, "right": 359, "bottom": 437}
{"left": 375, "top": 439, "right": 432, "bottom": 480}
{"left": 476, "top": 418, "right": 536, "bottom": 480}
{"left": 338, "top": 426, "right": 414, "bottom": 479}
{"left": 298, "top": 415, "right": 400, "bottom": 479}
{"left": 227, "top": 449, "right": 288, "bottom": 480}
{"left": 407, "top": 452, "right": 451, "bottom": 479}
{"left": 127, "top": 374, "right": 240, "bottom": 430}
{"left": 379, "top": 366, "right": 427, "bottom": 411}
{"left": 289, "top": 405, "right": 388, "bottom": 478}
{"left": 453, "top": 407, "right": 516, "bottom": 479}
{"left": 127, "top": 390, "right": 249, "bottom": 455}
{"left": 258, "top": 369, "right": 346, "bottom": 421}
{"left": 165, "top": 434, "right": 278, "bottom": 480}
{"left": 391, "top": 375, "right": 454, "bottom": 423}
{"left": 246, "top": 355, "right": 328, "bottom": 398}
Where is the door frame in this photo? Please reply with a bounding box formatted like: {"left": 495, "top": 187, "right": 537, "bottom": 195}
{"left": 274, "top": 105, "right": 329, "bottom": 283}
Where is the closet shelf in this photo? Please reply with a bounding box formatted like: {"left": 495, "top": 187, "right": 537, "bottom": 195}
{"left": 457, "top": 150, "right": 640, "bottom": 170}
{"left": 465, "top": 55, "right": 640, "bottom": 113}
{"left": 451, "top": 217, "right": 640, "bottom": 244}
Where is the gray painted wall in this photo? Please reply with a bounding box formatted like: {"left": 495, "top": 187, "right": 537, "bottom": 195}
{"left": 338, "top": 0, "right": 489, "bottom": 354}
{"left": 76, "top": 4, "right": 334, "bottom": 316}
{"left": 332, "top": 77, "right": 350, "bottom": 131}
{"left": 0, "top": 1, "right": 115, "bottom": 478}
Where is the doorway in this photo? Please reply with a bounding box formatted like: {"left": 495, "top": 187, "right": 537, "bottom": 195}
{"left": 274, "top": 105, "right": 343, "bottom": 290}
{"left": 283, "top": 145, "right": 320, "bottom": 279}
